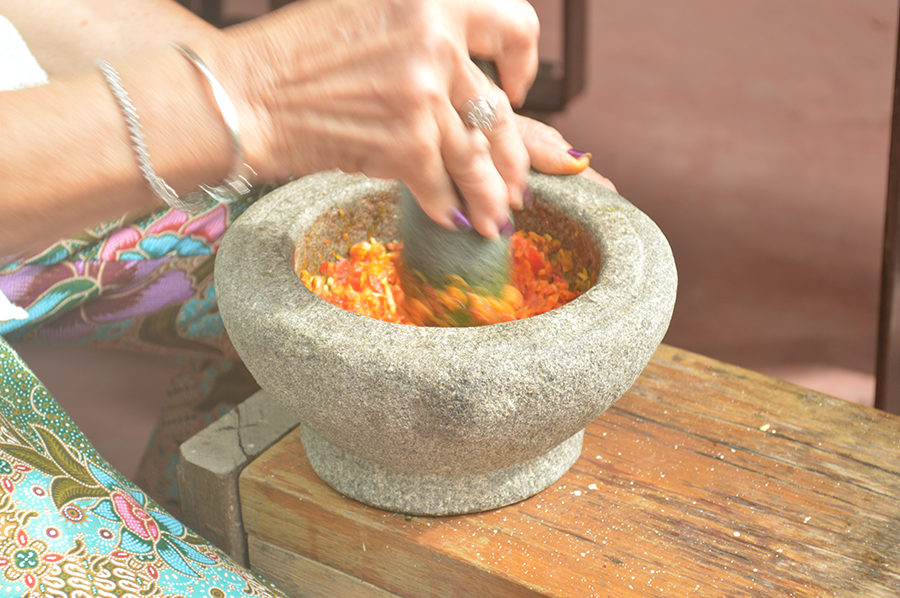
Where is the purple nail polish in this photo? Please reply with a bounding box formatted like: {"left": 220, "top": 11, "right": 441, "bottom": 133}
{"left": 567, "top": 148, "right": 590, "bottom": 160}
{"left": 522, "top": 186, "right": 534, "bottom": 209}
{"left": 498, "top": 217, "right": 515, "bottom": 237}
{"left": 451, "top": 207, "right": 472, "bottom": 231}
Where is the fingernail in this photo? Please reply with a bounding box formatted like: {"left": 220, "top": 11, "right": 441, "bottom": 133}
{"left": 450, "top": 207, "right": 472, "bottom": 231}
{"left": 567, "top": 148, "right": 592, "bottom": 160}
{"left": 498, "top": 217, "right": 515, "bottom": 237}
{"left": 522, "top": 185, "right": 534, "bottom": 209}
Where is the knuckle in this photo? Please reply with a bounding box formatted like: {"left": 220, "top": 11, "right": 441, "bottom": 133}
{"left": 506, "top": 6, "right": 540, "bottom": 51}
{"left": 513, "top": 2, "right": 541, "bottom": 41}
{"left": 396, "top": 122, "right": 440, "bottom": 165}
{"left": 524, "top": 7, "right": 541, "bottom": 39}
{"left": 411, "top": 17, "right": 458, "bottom": 61}
{"left": 401, "top": 65, "right": 444, "bottom": 111}
{"left": 468, "top": 134, "right": 493, "bottom": 159}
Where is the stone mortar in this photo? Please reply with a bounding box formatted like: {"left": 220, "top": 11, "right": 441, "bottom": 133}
{"left": 215, "top": 171, "right": 677, "bottom": 515}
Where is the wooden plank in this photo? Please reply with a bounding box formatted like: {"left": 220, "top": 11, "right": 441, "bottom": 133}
{"left": 248, "top": 534, "right": 403, "bottom": 598}
{"left": 241, "top": 344, "right": 900, "bottom": 597}
{"left": 178, "top": 390, "right": 299, "bottom": 565}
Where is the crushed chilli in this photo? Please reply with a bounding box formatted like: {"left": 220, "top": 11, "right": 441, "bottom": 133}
{"left": 299, "top": 231, "right": 592, "bottom": 326}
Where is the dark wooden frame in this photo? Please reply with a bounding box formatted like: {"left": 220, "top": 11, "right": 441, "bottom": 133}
{"left": 520, "top": 0, "right": 588, "bottom": 113}
{"left": 875, "top": 7, "right": 900, "bottom": 414}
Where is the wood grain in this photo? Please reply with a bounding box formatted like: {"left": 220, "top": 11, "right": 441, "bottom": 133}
{"left": 248, "top": 535, "right": 402, "bottom": 598}
{"left": 240, "top": 344, "right": 900, "bottom": 597}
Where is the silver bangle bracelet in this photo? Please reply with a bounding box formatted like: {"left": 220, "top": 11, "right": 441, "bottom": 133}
{"left": 172, "top": 43, "right": 257, "bottom": 205}
{"left": 96, "top": 46, "right": 256, "bottom": 214}
{"left": 97, "top": 57, "right": 207, "bottom": 213}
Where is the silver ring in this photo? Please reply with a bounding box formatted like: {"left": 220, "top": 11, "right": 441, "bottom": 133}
{"left": 464, "top": 95, "right": 498, "bottom": 131}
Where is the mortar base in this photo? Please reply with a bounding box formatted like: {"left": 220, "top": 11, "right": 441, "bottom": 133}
{"left": 300, "top": 425, "right": 584, "bottom": 516}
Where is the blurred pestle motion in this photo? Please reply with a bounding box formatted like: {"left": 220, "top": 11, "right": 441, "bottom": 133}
{"left": 398, "top": 184, "right": 515, "bottom": 327}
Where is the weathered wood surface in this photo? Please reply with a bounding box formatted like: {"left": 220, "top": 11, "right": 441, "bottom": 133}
{"left": 248, "top": 535, "right": 402, "bottom": 598}
{"left": 240, "top": 344, "right": 900, "bottom": 597}
{"left": 178, "top": 390, "right": 298, "bottom": 565}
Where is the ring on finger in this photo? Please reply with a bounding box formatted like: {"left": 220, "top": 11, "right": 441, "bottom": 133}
{"left": 463, "top": 94, "right": 498, "bottom": 132}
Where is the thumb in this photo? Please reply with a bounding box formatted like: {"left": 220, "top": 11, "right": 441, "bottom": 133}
{"left": 517, "top": 115, "right": 591, "bottom": 175}
{"left": 516, "top": 115, "right": 617, "bottom": 192}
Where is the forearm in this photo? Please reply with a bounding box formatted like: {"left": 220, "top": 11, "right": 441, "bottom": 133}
{"left": 0, "top": 41, "right": 234, "bottom": 255}
{"left": 0, "top": 0, "right": 542, "bottom": 254}
{"left": 0, "top": 0, "right": 214, "bottom": 75}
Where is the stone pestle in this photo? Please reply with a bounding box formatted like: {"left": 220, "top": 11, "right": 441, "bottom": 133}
{"left": 398, "top": 184, "right": 512, "bottom": 326}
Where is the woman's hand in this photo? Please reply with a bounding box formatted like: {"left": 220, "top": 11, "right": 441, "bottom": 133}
{"left": 516, "top": 115, "right": 617, "bottom": 192}
{"left": 208, "top": 0, "right": 539, "bottom": 239}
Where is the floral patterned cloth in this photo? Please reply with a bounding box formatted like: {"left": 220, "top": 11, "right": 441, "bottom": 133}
{"left": 0, "top": 19, "right": 287, "bottom": 593}
{"left": 0, "top": 335, "right": 287, "bottom": 597}
{"left": 0, "top": 193, "right": 265, "bottom": 355}
{"left": 0, "top": 190, "right": 273, "bottom": 515}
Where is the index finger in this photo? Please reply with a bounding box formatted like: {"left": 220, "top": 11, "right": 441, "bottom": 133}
{"left": 462, "top": 0, "right": 539, "bottom": 106}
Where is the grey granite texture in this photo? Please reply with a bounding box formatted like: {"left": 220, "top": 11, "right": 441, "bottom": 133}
{"left": 215, "top": 171, "right": 677, "bottom": 515}
{"left": 301, "top": 425, "right": 583, "bottom": 516}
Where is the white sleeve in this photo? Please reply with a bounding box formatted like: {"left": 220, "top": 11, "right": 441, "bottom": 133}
{"left": 0, "top": 15, "right": 46, "bottom": 322}
{"left": 0, "top": 16, "right": 47, "bottom": 322}
{"left": 0, "top": 290, "right": 28, "bottom": 323}
{"left": 0, "top": 15, "right": 48, "bottom": 91}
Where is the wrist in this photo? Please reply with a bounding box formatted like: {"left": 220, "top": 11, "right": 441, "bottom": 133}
{"left": 196, "top": 26, "right": 282, "bottom": 184}
{"left": 98, "top": 41, "right": 255, "bottom": 212}
{"left": 172, "top": 43, "right": 258, "bottom": 205}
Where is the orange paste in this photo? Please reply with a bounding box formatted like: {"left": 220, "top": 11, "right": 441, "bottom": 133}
{"left": 300, "top": 231, "right": 592, "bottom": 326}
